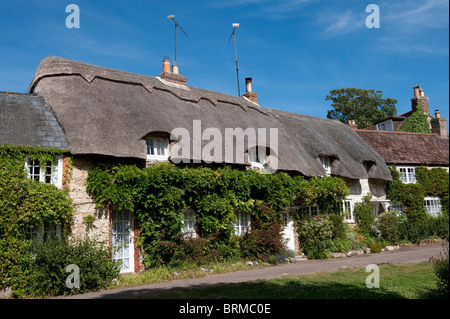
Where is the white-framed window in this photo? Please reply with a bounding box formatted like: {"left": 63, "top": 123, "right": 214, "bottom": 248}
{"left": 424, "top": 197, "right": 441, "bottom": 217}
{"left": 342, "top": 200, "right": 354, "bottom": 222}
{"left": 376, "top": 120, "right": 393, "bottom": 132}
{"left": 398, "top": 166, "right": 416, "bottom": 184}
{"left": 282, "top": 212, "right": 289, "bottom": 226}
{"left": 233, "top": 212, "right": 251, "bottom": 236}
{"left": 320, "top": 156, "right": 331, "bottom": 176}
{"left": 300, "top": 205, "right": 320, "bottom": 218}
{"left": 248, "top": 147, "right": 266, "bottom": 169}
{"left": 182, "top": 210, "right": 196, "bottom": 238}
{"left": 26, "top": 222, "right": 62, "bottom": 241}
{"left": 25, "top": 156, "right": 63, "bottom": 188}
{"left": 146, "top": 137, "right": 170, "bottom": 161}
{"left": 390, "top": 203, "right": 404, "bottom": 212}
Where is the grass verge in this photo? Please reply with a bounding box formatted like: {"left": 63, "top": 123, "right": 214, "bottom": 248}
{"left": 143, "top": 262, "right": 445, "bottom": 299}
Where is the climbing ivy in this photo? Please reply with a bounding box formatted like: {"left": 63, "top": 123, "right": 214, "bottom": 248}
{"left": 86, "top": 162, "right": 349, "bottom": 267}
{"left": 0, "top": 145, "right": 73, "bottom": 290}
{"left": 386, "top": 165, "right": 449, "bottom": 241}
{"left": 398, "top": 104, "right": 432, "bottom": 133}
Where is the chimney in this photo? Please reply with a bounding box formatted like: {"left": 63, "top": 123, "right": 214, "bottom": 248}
{"left": 157, "top": 56, "right": 187, "bottom": 86}
{"left": 242, "top": 77, "right": 258, "bottom": 104}
{"left": 435, "top": 110, "right": 441, "bottom": 119}
{"left": 431, "top": 109, "right": 448, "bottom": 138}
{"left": 172, "top": 63, "right": 179, "bottom": 74}
{"left": 162, "top": 56, "right": 171, "bottom": 73}
{"left": 348, "top": 120, "right": 358, "bottom": 130}
{"left": 411, "top": 84, "right": 429, "bottom": 113}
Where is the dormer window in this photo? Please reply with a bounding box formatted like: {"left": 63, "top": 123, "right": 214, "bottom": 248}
{"left": 376, "top": 120, "right": 394, "bottom": 131}
{"left": 248, "top": 147, "right": 266, "bottom": 169}
{"left": 146, "top": 137, "right": 170, "bottom": 161}
{"left": 363, "top": 160, "right": 376, "bottom": 174}
{"left": 320, "top": 156, "right": 331, "bottom": 176}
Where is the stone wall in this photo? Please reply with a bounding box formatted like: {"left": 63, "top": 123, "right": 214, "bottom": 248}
{"left": 68, "top": 156, "right": 110, "bottom": 242}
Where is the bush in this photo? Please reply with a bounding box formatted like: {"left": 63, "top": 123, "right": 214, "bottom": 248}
{"left": 369, "top": 242, "right": 382, "bottom": 253}
{"left": 17, "top": 237, "right": 120, "bottom": 298}
{"left": 297, "top": 215, "right": 333, "bottom": 259}
{"left": 433, "top": 242, "right": 449, "bottom": 296}
{"left": 378, "top": 214, "right": 399, "bottom": 244}
{"left": 240, "top": 219, "right": 285, "bottom": 262}
{"left": 353, "top": 195, "right": 377, "bottom": 236}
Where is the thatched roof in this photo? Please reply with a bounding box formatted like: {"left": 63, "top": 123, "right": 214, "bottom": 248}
{"left": 357, "top": 130, "right": 449, "bottom": 166}
{"left": 29, "top": 57, "right": 392, "bottom": 181}
{"left": 0, "top": 91, "right": 68, "bottom": 149}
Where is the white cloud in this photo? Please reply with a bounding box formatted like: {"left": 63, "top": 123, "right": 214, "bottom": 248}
{"left": 383, "top": 0, "right": 449, "bottom": 31}
{"left": 211, "top": 0, "right": 316, "bottom": 19}
{"left": 320, "top": 9, "right": 362, "bottom": 37}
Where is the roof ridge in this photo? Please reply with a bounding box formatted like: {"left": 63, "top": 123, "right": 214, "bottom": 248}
{"left": 30, "top": 56, "right": 256, "bottom": 112}
{"left": 0, "top": 91, "right": 37, "bottom": 96}
{"left": 356, "top": 129, "right": 439, "bottom": 136}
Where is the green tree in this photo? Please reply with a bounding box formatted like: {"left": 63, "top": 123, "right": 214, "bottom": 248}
{"left": 326, "top": 88, "right": 398, "bottom": 129}
{"left": 398, "top": 104, "right": 431, "bottom": 133}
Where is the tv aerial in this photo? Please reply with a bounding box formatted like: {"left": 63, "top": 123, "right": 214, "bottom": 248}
{"left": 229, "top": 23, "right": 240, "bottom": 96}
{"left": 167, "top": 14, "right": 188, "bottom": 68}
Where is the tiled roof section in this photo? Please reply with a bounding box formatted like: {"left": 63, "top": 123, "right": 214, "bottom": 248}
{"left": 0, "top": 92, "right": 68, "bottom": 149}
{"left": 356, "top": 130, "right": 449, "bottom": 166}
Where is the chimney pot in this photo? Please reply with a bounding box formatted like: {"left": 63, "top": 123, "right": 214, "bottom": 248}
{"left": 242, "top": 77, "right": 258, "bottom": 104}
{"left": 419, "top": 89, "right": 425, "bottom": 97}
{"left": 245, "top": 77, "right": 253, "bottom": 93}
{"left": 435, "top": 109, "right": 441, "bottom": 118}
{"left": 162, "top": 56, "right": 171, "bottom": 73}
{"left": 413, "top": 85, "right": 420, "bottom": 97}
{"left": 348, "top": 120, "right": 358, "bottom": 130}
{"left": 172, "top": 62, "right": 179, "bottom": 75}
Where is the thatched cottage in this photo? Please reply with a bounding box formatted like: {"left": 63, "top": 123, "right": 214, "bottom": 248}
{"left": 2, "top": 56, "right": 395, "bottom": 272}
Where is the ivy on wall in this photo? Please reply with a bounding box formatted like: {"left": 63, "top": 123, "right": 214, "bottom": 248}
{"left": 86, "top": 162, "right": 349, "bottom": 267}
{"left": 386, "top": 166, "right": 449, "bottom": 223}
{"left": 0, "top": 145, "right": 73, "bottom": 289}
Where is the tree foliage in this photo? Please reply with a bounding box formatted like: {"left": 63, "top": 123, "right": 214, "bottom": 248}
{"left": 326, "top": 88, "right": 398, "bottom": 129}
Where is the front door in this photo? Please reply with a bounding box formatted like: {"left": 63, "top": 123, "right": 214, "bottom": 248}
{"left": 112, "top": 210, "right": 134, "bottom": 273}
{"left": 282, "top": 211, "right": 296, "bottom": 252}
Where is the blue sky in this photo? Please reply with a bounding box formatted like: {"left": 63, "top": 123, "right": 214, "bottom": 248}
{"left": 1, "top": 0, "right": 448, "bottom": 127}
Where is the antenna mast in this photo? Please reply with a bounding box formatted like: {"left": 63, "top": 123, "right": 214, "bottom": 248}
{"left": 167, "top": 14, "right": 188, "bottom": 68}
{"left": 229, "top": 23, "right": 240, "bottom": 96}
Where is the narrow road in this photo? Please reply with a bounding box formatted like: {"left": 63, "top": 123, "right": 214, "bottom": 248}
{"left": 54, "top": 243, "right": 444, "bottom": 299}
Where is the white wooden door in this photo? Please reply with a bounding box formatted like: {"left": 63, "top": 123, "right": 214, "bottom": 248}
{"left": 282, "top": 212, "right": 296, "bottom": 252}
{"left": 112, "top": 210, "right": 134, "bottom": 273}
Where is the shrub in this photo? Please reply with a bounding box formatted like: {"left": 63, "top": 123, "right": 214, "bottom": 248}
{"left": 240, "top": 218, "right": 285, "bottom": 262}
{"left": 369, "top": 242, "right": 382, "bottom": 253}
{"left": 353, "top": 194, "right": 377, "bottom": 236}
{"left": 433, "top": 242, "right": 449, "bottom": 296}
{"left": 297, "top": 215, "right": 333, "bottom": 259}
{"left": 19, "top": 237, "right": 120, "bottom": 298}
{"left": 378, "top": 214, "right": 399, "bottom": 244}
{"left": 327, "top": 213, "right": 348, "bottom": 239}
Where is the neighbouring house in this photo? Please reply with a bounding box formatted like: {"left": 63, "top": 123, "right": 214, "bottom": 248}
{"left": 2, "top": 56, "right": 393, "bottom": 272}
{"left": 355, "top": 86, "right": 449, "bottom": 218}
{"left": 362, "top": 84, "right": 448, "bottom": 138}
{"left": 0, "top": 91, "right": 69, "bottom": 239}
